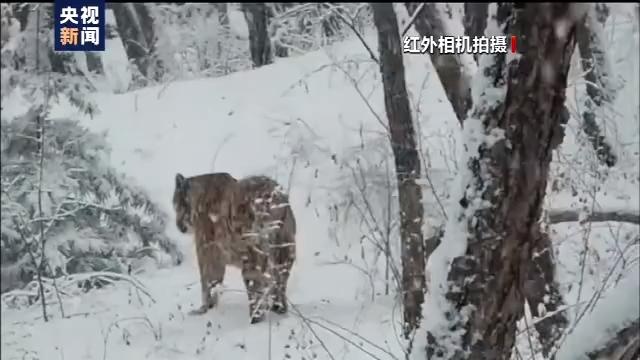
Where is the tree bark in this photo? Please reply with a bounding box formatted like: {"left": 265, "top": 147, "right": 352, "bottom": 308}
{"left": 371, "top": 2, "right": 426, "bottom": 339}
{"left": 576, "top": 4, "right": 618, "bottom": 167}
{"left": 241, "top": 3, "right": 273, "bottom": 68}
{"left": 463, "top": 3, "right": 488, "bottom": 64}
{"left": 587, "top": 318, "right": 640, "bottom": 360}
{"left": 426, "top": 4, "right": 578, "bottom": 359}
{"left": 215, "top": 3, "right": 228, "bottom": 26}
{"left": 405, "top": 3, "right": 472, "bottom": 126}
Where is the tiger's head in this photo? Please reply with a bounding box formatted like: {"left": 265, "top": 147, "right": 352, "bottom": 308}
{"left": 173, "top": 173, "right": 193, "bottom": 234}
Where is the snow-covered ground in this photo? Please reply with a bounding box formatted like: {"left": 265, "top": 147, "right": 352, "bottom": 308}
{"left": 2, "top": 8, "right": 639, "bottom": 360}
{"left": 1, "top": 35, "right": 456, "bottom": 360}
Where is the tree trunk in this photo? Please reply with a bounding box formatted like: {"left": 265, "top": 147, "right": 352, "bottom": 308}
{"left": 85, "top": 52, "right": 104, "bottom": 75}
{"left": 241, "top": 3, "right": 273, "bottom": 68}
{"left": 405, "top": 2, "right": 472, "bottom": 126}
{"left": 110, "top": 3, "right": 160, "bottom": 80}
{"left": 576, "top": 4, "right": 618, "bottom": 167}
{"left": 371, "top": 2, "right": 425, "bottom": 339}
{"left": 132, "top": 3, "right": 164, "bottom": 81}
{"left": 426, "top": 3, "right": 578, "bottom": 359}
{"left": 463, "top": 3, "right": 488, "bottom": 64}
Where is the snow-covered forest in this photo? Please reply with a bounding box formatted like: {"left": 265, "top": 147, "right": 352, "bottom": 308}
{"left": 1, "top": 3, "right": 638, "bottom": 359}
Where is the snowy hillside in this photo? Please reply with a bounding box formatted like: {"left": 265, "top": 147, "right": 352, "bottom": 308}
{"left": 1, "top": 5, "right": 639, "bottom": 360}
{"left": 1, "top": 35, "right": 459, "bottom": 360}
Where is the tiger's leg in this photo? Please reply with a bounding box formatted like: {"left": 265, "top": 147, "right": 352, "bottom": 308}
{"left": 270, "top": 233, "right": 295, "bottom": 314}
{"left": 241, "top": 245, "right": 270, "bottom": 324}
{"left": 190, "top": 238, "right": 226, "bottom": 315}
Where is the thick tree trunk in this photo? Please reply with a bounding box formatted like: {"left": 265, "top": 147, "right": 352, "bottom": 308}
{"left": 426, "top": 4, "right": 578, "bottom": 359}
{"left": 110, "top": 3, "right": 161, "bottom": 80}
{"left": 576, "top": 4, "right": 618, "bottom": 167}
{"left": 241, "top": 3, "right": 273, "bottom": 68}
{"left": 405, "top": 3, "right": 472, "bottom": 126}
{"left": 463, "top": 3, "right": 488, "bottom": 64}
{"left": 371, "top": 2, "right": 426, "bottom": 339}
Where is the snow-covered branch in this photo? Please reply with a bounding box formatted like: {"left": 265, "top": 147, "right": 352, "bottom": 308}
{"left": 322, "top": 3, "right": 378, "bottom": 64}
{"left": 549, "top": 210, "right": 640, "bottom": 225}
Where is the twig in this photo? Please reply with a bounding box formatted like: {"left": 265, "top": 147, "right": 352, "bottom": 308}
{"left": 410, "top": 72, "right": 449, "bottom": 221}
{"left": 287, "top": 301, "right": 337, "bottom": 360}
{"left": 211, "top": 133, "right": 235, "bottom": 171}
{"left": 330, "top": 61, "right": 389, "bottom": 133}
{"left": 69, "top": 271, "right": 156, "bottom": 303}
{"left": 286, "top": 157, "right": 297, "bottom": 195}
{"left": 46, "top": 262, "right": 66, "bottom": 319}
{"left": 33, "top": 4, "right": 49, "bottom": 324}
{"left": 401, "top": 3, "right": 425, "bottom": 37}
{"left": 314, "top": 316, "right": 401, "bottom": 360}
{"left": 322, "top": 3, "right": 379, "bottom": 64}
{"left": 288, "top": 300, "right": 398, "bottom": 360}
{"left": 344, "top": 162, "right": 402, "bottom": 290}
{"left": 102, "top": 316, "right": 161, "bottom": 360}
{"left": 521, "top": 300, "right": 538, "bottom": 360}
{"left": 280, "top": 59, "right": 373, "bottom": 97}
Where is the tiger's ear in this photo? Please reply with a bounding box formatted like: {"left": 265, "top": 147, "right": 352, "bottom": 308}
{"left": 175, "top": 173, "right": 187, "bottom": 190}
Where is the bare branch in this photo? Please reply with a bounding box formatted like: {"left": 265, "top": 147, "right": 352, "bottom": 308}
{"left": 400, "top": 3, "right": 425, "bottom": 38}
{"left": 322, "top": 3, "right": 378, "bottom": 64}
{"left": 288, "top": 299, "right": 399, "bottom": 360}
{"left": 548, "top": 210, "right": 640, "bottom": 225}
